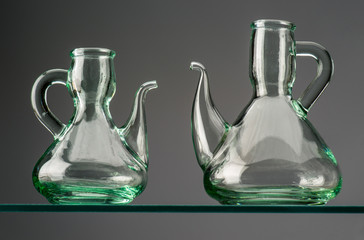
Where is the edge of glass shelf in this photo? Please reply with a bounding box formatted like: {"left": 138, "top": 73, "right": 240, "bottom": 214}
{"left": 1, "top": 204, "right": 364, "bottom": 213}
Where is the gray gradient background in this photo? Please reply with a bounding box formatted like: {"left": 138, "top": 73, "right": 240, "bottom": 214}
{"left": 1, "top": 0, "right": 364, "bottom": 239}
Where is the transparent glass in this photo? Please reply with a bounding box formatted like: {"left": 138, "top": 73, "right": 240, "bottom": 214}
{"left": 31, "top": 48, "right": 157, "bottom": 204}
{"left": 190, "top": 20, "right": 341, "bottom": 205}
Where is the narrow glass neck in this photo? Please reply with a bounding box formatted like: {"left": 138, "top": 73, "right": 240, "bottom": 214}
{"left": 249, "top": 21, "right": 296, "bottom": 97}
{"left": 69, "top": 49, "right": 116, "bottom": 105}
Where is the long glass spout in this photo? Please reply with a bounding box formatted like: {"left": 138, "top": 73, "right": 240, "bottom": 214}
{"left": 190, "top": 62, "right": 230, "bottom": 170}
{"left": 120, "top": 81, "right": 158, "bottom": 165}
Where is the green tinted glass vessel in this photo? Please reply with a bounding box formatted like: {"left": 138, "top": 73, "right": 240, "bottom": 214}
{"left": 31, "top": 48, "right": 157, "bottom": 204}
{"left": 190, "top": 20, "right": 341, "bottom": 205}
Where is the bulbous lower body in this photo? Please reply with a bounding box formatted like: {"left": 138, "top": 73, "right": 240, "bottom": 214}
{"left": 200, "top": 98, "right": 342, "bottom": 205}
{"left": 33, "top": 179, "right": 145, "bottom": 205}
{"left": 33, "top": 142, "right": 147, "bottom": 205}
{"left": 33, "top": 175, "right": 146, "bottom": 205}
{"left": 33, "top": 165, "right": 147, "bottom": 205}
{"left": 203, "top": 156, "right": 341, "bottom": 205}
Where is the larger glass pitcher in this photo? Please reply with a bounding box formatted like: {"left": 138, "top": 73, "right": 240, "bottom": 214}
{"left": 31, "top": 48, "right": 157, "bottom": 204}
{"left": 190, "top": 20, "right": 341, "bottom": 205}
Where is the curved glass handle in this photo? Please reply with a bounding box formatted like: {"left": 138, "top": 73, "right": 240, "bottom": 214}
{"left": 296, "top": 41, "right": 334, "bottom": 112}
{"left": 31, "top": 69, "right": 68, "bottom": 137}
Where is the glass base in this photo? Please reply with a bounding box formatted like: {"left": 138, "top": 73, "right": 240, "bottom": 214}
{"left": 219, "top": 198, "right": 327, "bottom": 205}
{"left": 34, "top": 181, "right": 143, "bottom": 205}
{"left": 47, "top": 195, "right": 133, "bottom": 205}
{"left": 206, "top": 186, "right": 340, "bottom": 205}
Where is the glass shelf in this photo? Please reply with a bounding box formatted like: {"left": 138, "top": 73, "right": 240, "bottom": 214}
{"left": 1, "top": 204, "right": 364, "bottom": 213}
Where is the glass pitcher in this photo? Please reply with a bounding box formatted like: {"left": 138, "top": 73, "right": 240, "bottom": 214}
{"left": 190, "top": 20, "right": 341, "bottom": 205}
{"left": 31, "top": 48, "right": 157, "bottom": 204}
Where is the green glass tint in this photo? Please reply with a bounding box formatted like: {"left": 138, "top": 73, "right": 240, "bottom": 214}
{"left": 31, "top": 48, "right": 157, "bottom": 205}
{"left": 190, "top": 19, "right": 341, "bottom": 205}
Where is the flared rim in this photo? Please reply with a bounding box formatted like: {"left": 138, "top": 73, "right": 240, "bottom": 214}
{"left": 251, "top": 19, "right": 296, "bottom": 31}
{"left": 70, "top": 48, "right": 116, "bottom": 58}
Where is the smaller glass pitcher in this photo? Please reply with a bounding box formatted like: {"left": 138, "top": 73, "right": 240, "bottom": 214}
{"left": 190, "top": 20, "right": 341, "bottom": 205}
{"left": 31, "top": 48, "right": 157, "bottom": 204}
